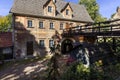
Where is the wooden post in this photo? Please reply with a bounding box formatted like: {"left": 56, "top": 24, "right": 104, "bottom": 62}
{"left": 98, "top": 23, "right": 101, "bottom": 33}
{"left": 103, "top": 37, "right": 106, "bottom": 43}
{"left": 110, "top": 25, "right": 112, "bottom": 32}
{"left": 112, "top": 37, "right": 116, "bottom": 52}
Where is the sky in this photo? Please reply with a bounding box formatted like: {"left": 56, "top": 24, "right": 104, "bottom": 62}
{"left": 0, "top": 0, "right": 120, "bottom": 19}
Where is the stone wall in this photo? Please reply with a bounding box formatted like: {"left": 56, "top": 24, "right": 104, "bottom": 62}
{"left": 13, "top": 15, "right": 86, "bottom": 58}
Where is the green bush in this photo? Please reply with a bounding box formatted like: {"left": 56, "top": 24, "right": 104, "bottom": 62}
{"left": 61, "top": 62, "right": 113, "bottom": 80}
{"left": 0, "top": 53, "right": 4, "bottom": 64}
{"left": 61, "top": 62, "right": 89, "bottom": 80}
{"left": 102, "top": 63, "right": 120, "bottom": 80}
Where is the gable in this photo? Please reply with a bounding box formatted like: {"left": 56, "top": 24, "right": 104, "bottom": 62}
{"left": 43, "top": 0, "right": 56, "bottom": 17}
{"left": 43, "top": 0, "right": 56, "bottom": 9}
{"left": 61, "top": 3, "right": 73, "bottom": 13}
{"left": 61, "top": 3, "right": 73, "bottom": 19}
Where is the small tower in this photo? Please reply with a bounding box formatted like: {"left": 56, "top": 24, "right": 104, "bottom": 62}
{"left": 117, "top": 6, "right": 120, "bottom": 15}
{"left": 53, "top": 0, "right": 56, "bottom": 3}
{"left": 112, "top": 6, "right": 120, "bottom": 19}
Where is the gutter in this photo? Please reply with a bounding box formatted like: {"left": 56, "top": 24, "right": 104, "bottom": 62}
{"left": 10, "top": 12, "right": 94, "bottom": 23}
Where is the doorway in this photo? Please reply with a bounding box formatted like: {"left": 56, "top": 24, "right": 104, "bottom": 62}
{"left": 27, "top": 41, "right": 33, "bottom": 55}
{"left": 61, "top": 39, "right": 73, "bottom": 54}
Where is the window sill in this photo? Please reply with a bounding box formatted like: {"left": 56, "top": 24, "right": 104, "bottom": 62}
{"left": 48, "top": 11, "right": 52, "bottom": 13}
{"left": 27, "top": 27, "right": 34, "bottom": 28}
{"left": 39, "top": 28, "right": 45, "bottom": 29}
{"left": 49, "top": 28, "right": 54, "bottom": 30}
{"left": 39, "top": 47, "right": 45, "bottom": 49}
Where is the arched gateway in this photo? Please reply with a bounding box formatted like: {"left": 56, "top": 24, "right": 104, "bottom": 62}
{"left": 61, "top": 39, "right": 73, "bottom": 54}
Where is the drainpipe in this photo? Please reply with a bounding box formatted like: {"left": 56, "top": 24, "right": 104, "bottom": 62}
{"left": 12, "top": 13, "right": 15, "bottom": 59}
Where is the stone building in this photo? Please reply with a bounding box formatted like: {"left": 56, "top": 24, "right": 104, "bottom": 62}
{"left": 111, "top": 6, "right": 120, "bottom": 31}
{"left": 10, "top": 0, "right": 93, "bottom": 58}
{"left": 112, "top": 6, "right": 120, "bottom": 19}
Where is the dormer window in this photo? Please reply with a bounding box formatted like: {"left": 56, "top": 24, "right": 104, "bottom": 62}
{"left": 48, "top": 6, "right": 52, "bottom": 12}
{"left": 66, "top": 9, "right": 69, "bottom": 15}
{"left": 43, "top": 0, "right": 56, "bottom": 16}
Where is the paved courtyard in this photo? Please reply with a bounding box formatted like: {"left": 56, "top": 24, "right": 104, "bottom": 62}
{"left": 0, "top": 58, "right": 48, "bottom": 80}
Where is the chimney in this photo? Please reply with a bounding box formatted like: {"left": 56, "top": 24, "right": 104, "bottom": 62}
{"left": 117, "top": 6, "right": 120, "bottom": 15}
{"left": 53, "top": 0, "right": 56, "bottom": 3}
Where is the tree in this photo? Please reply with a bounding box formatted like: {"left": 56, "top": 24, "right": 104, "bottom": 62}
{"left": 0, "top": 14, "right": 12, "bottom": 32}
{"left": 46, "top": 31, "right": 61, "bottom": 80}
{"left": 111, "top": 13, "right": 116, "bottom": 18}
{"left": 79, "top": 0, "right": 106, "bottom": 22}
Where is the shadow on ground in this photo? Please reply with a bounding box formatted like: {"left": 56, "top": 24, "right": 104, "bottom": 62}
{"left": 0, "top": 57, "right": 49, "bottom": 80}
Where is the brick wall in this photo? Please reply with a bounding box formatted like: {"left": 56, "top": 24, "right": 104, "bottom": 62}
{"left": 0, "top": 32, "right": 13, "bottom": 48}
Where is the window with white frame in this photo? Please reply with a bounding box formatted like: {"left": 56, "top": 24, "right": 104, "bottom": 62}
{"left": 39, "top": 40, "right": 45, "bottom": 47}
{"left": 60, "top": 23, "right": 63, "bottom": 30}
{"left": 49, "top": 40, "right": 54, "bottom": 47}
{"left": 66, "top": 9, "right": 69, "bottom": 15}
{"left": 28, "top": 20, "right": 33, "bottom": 27}
{"left": 39, "top": 22, "right": 44, "bottom": 29}
{"left": 48, "top": 6, "right": 52, "bottom": 12}
{"left": 50, "top": 22, "right": 54, "bottom": 29}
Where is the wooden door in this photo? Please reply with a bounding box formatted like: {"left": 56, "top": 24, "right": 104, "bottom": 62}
{"left": 27, "top": 41, "right": 33, "bottom": 55}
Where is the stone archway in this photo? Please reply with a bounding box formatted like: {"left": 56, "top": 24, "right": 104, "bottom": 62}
{"left": 61, "top": 39, "right": 73, "bottom": 54}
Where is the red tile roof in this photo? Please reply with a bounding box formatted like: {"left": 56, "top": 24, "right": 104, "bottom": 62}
{"left": 0, "top": 32, "right": 13, "bottom": 47}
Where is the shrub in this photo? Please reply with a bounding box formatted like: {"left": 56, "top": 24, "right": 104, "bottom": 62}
{"left": 61, "top": 62, "right": 113, "bottom": 80}
{"left": 0, "top": 53, "right": 4, "bottom": 65}
{"left": 61, "top": 62, "right": 89, "bottom": 80}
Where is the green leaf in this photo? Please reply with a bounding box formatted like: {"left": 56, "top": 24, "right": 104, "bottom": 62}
{"left": 0, "top": 14, "right": 12, "bottom": 32}
{"left": 79, "top": 0, "right": 107, "bottom": 22}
